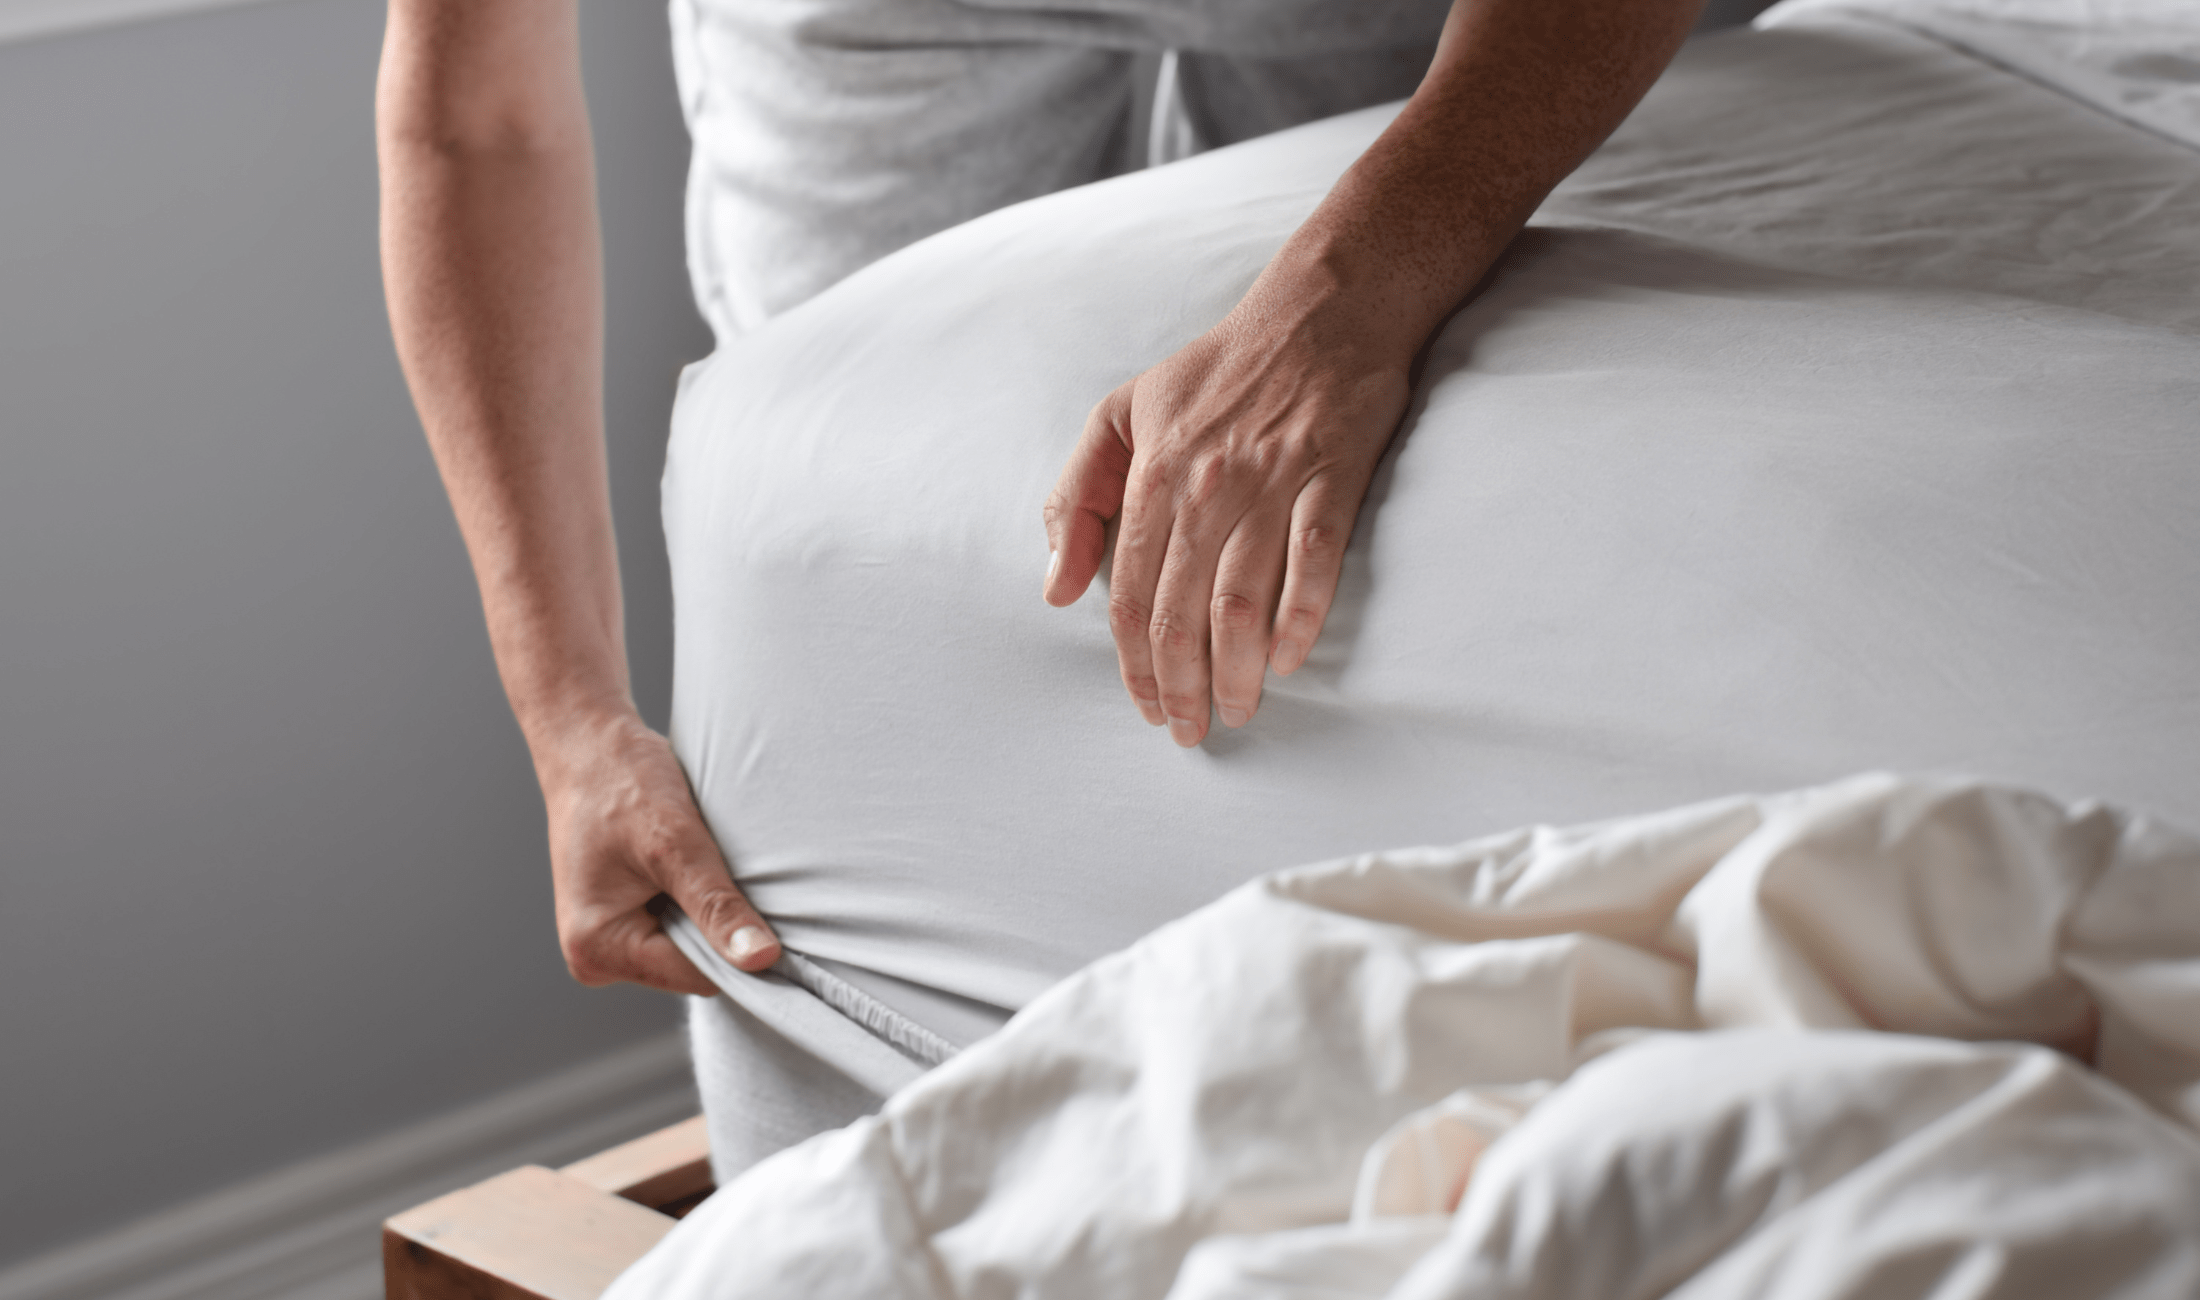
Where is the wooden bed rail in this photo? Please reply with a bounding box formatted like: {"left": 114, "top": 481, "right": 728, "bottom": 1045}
{"left": 383, "top": 1116, "right": 713, "bottom": 1300}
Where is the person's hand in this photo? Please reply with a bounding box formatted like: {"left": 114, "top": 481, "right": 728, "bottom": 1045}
{"left": 1042, "top": 287, "right": 1413, "bottom": 746}
{"left": 538, "top": 709, "right": 780, "bottom": 995}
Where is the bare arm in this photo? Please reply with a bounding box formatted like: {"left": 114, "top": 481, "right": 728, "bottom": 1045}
{"left": 377, "top": 0, "right": 778, "bottom": 991}
{"left": 1044, "top": 0, "right": 1702, "bottom": 744}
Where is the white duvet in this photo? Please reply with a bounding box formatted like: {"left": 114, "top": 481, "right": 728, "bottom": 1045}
{"left": 614, "top": 774, "right": 2200, "bottom": 1297}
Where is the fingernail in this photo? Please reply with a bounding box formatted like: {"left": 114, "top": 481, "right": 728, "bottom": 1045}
{"left": 1274, "top": 640, "right": 1305, "bottom": 675}
{"left": 1218, "top": 705, "right": 1247, "bottom": 728}
{"left": 1166, "top": 716, "right": 1201, "bottom": 747}
{"left": 729, "top": 926, "right": 773, "bottom": 964}
{"left": 1046, "top": 549, "right": 1060, "bottom": 585}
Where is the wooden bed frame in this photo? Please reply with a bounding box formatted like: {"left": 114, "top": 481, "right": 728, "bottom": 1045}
{"left": 383, "top": 1116, "right": 713, "bottom": 1300}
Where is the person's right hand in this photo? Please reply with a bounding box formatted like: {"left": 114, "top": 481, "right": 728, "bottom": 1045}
{"left": 538, "top": 710, "right": 780, "bottom": 996}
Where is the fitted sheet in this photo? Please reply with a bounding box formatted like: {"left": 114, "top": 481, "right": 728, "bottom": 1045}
{"left": 1761, "top": 0, "right": 2200, "bottom": 150}
{"left": 661, "top": 12, "right": 2200, "bottom": 1141}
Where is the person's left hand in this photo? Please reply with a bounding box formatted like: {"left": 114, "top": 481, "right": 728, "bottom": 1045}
{"left": 1042, "top": 283, "right": 1414, "bottom": 746}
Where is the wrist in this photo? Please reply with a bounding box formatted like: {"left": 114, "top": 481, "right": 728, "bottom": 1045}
{"left": 1231, "top": 238, "right": 1433, "bottom": 379}
{"left": 518, "top": 690, "right": 646, "bottom": 794}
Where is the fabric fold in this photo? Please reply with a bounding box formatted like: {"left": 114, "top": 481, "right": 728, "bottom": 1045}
{"left": 665, "top": 911, "right": 957, "bottom": 1102}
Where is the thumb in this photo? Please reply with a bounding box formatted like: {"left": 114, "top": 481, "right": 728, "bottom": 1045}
{"left": 1042, "top": 380, "right": 1135, "bottom": 607}
{"left": 660, "top": 829, "right": 781, "bottom": 974}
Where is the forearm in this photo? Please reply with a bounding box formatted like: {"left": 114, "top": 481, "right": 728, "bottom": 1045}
{"left": 1243, "top": 0, "right": 1702, "bottom": 361}
{"left": 376, "top": 0, "right": 629, "bottom": 775}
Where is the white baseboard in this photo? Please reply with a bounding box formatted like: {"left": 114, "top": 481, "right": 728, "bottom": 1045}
{"left": 0, "top": 1031, "right": 700, "bottom": 1300}
{"left": 0, "top": 0, "right": 282, "bottom": 47}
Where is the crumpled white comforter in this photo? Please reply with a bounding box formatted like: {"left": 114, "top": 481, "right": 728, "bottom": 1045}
{"left": 611, "top": 774, "right": 2200, "bottom": 1298}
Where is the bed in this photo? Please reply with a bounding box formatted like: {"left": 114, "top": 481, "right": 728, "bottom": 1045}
{"left": 401, "top": 0, "right": 2200, "bottom": 1293}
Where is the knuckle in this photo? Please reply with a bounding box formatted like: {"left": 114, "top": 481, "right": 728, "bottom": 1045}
{"left": 561, "top": 934, "right": 614, "bottom": 987}
{"left": 1148, "top": 611, "right": 1200, "bottom": 662}
{"left": 1291, "top": 523, "right": 1345, "bottom": 568}
{"left": 1122, "top": 671, "right": 1160, "bottom": 704}
{"left": 1131, "top": 438, "right": 1175, "bottom": 476}
{"left": 1159, "top": 689, "right": 1207, "bottom": 720}
{"left": 685, "top": 888, "right": 745, "bottom": 939}
{"left": 632, "top": 817, "right": 685, "bottom": 877}
{"left": 1128, "top": 458, "right": 1176, "bottom": 504}
{"left": 1108, "top": 594, "right": 1153, "bottom": 641}
{"left": 1279, "top": 599, "right": 1326, "bottom": 632}
{"left": 1184, "top": 453, "right": 1227, "bottom": 507}
{"left": 1210, "top": 590, "right": 1262, "bottom": 635}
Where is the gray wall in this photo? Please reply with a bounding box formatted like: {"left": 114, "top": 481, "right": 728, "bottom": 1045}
{"left": 0, "top": 0, "right": 708, "bottom": 1266}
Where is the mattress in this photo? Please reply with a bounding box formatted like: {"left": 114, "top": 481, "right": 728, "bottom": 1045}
{"left": 659, "top": 0, "right": 2200, "bottom": 1146}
